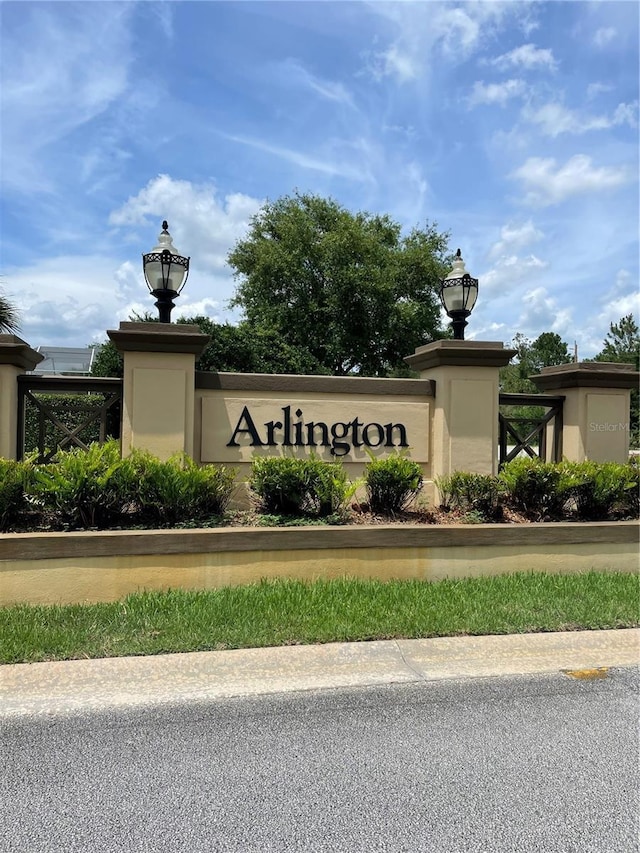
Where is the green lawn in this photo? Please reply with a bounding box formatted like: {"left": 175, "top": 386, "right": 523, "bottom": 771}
{"left": 1, "top": 571, "right": 637, "bottom": 665}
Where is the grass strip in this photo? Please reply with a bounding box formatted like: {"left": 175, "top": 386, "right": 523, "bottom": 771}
{"left": 1, "top": 571, "right": 638, "bottom": 665}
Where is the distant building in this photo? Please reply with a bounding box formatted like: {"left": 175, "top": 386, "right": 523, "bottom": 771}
{"left": 32, "top": 346, "right": 95, "bottom": 376}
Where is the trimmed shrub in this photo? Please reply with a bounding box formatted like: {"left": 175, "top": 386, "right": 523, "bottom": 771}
{"left": 625, "top": 459, "right": 640, "bottom": 517}
{"left": 29, "top": 443, "right": 235, "bottom": 530}
{"left": 0, "top": 459, "right": 29, "bottom": 532}
{"left": 499, "top": 458, "right": 569, "bottom": 521}
{"left": 365, "top": 454, "right": 423, "bottom": 515}
{"left": 249, "top": 457, "right": 310, "bottom": 515}
{"left": 249, "top": 456, "right": 352, "bottom": 518}
{"left": 31, "top": 441, "right": 129, "bottom": 529}
{"left": 561, "top": 460, "right": 638, "bottom": 521}
{"left": 124, "top": 451, "right": 236, "bottom": 527}
{"left": 436, "top": 471, "right": 503, "bottom": 521}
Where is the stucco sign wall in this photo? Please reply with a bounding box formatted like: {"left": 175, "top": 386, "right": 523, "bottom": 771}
{"left": 200, "top": 395, "right": 429, "bottom": 463}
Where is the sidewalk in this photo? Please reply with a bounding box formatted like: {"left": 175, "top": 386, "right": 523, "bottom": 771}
{"left": 1, "top": 629, "right": 638, "bottom": 717}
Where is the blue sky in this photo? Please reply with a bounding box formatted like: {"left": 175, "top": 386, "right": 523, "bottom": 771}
{"left": 1, "top": 1, "right": 638, "bottom": 358}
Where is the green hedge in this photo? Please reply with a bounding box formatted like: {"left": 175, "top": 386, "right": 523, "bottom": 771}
{"left": 5, "top": 442, "right": 235, "bottom": 532}
{"left": 1, "top": 446, "right": 638, "bottom": 532}
{"left": 437, "top": 458, "right": 639, "bottom": 522}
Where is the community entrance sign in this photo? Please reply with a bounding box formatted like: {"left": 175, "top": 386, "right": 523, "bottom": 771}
{"left": 227, "top": 405, "right": 410, "bottom": 456}
{"left": 201, "top": 397, "right": 429, "bottom": 463}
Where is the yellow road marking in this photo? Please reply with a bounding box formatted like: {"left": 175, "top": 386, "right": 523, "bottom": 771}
{"left": 564, "top": 667, "right": 609, "bottom": 680}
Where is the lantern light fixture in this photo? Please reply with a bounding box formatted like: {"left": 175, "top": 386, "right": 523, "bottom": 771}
{"left": 142, "top": 221, "right": 190, "bottom": 323}
{"left": 438, "top": 248, "right": 478, "bottom": 340}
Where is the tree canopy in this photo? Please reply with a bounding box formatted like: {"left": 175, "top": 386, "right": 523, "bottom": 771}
{"left": 186, "top": 317, "right": 326, "bottom": 374}
{"left": 228, "top": 192, "right": 450, "bottom": 376}
{"left": 500, "top": 332, "right": 572, "bottom": 394}
{"left": 593, "top": 314, "right": 639, "bottom": 369}
{"left": 91, "top": 316, "right": 324, "bottom": 378}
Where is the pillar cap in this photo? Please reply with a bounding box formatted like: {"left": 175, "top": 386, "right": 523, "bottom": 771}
{"left": 405, "top": 340, "right": 517, "bottom": 371}
{"left": 532, "top": 361, "right": 639, "bottom": 391}
{"left": 107, "top": 322, "right": 210, "bottom": 356}
{"left": 0, "top": 335, "right": 44, "bottom": 371}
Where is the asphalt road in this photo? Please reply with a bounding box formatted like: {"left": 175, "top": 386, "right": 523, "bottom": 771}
{"left": 2, "top": 669, "right": 638, "bottom": 853}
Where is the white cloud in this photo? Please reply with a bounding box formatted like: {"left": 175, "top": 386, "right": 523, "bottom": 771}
{"left": 523, "top": 101, "right": 638, "bottom": 136}
{"left": 151, "top": 2, "right": 174, "bottom": 40}
{"left": 587, "top": 82, "right": 613, "bottom": 100}
{"left": 276, "top": 59, "right": 355, "bottom": 105}
{"left": 5, "top": 176, "right": 264, "bottom": 346}
{"left": 468, "top": 79, "right": 527, "bottom": 107}
{"left": 436, "top": 6, "right": 481, "bottom": 57}
{"left": 5, "top": 256, "right": 125, "bottom": 346}
{"left": 517, "top": 286, "right": 572, "bottom": 334}
{"left": 518, "top": 6, "right": 540, "bottom": 38}
{"left": 491, "top": 43, "right": 557, "bottom": 72}
{"left": 382, "top": 123, "right": 417, "bottom": 140}
{"left": 224, "top": 133, "right": 371, "bottom": 182}
{"left": 399, "top": 161, "right": 430, "bottom": 220}
{"left": 109, "top": 174, "right": 263, "bottom": 272}
{"left": 481, "top": 253, "right": 548, "bottom": 297}
{"left": 374, "top": 44, "right": 419, "bottom": 83}
{"left": 364, "top": 1, "right": 522, "bottom": 83}
{"left": 489, "top": 220, "right": 543, "bottom": 259}
{"left": 578, "top": 271, "right": 640, "bottom": 355}
{"left": 613, "top": 102, "right": 640, "bottom": 127}
{"left": 1, "top": 4, "right": 135, "bottom": 194}
{"left": 511, "top": 155, "right": 634, "bottom": 207}
{"left": 593, "top": 27, "right": 616, "bottom": 48}
{"left": 598, "top": 270, "right": 640, "bottom": 326}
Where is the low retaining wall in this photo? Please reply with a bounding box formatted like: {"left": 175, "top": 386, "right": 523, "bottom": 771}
{"left": 0, "top": 521, "right": 637, "bottom": 606}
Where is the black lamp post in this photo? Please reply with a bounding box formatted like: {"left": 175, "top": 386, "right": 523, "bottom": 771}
{"left": 142, "top": 221, "right": 190, "bottom": 323}
{"left": 438, "top": 248, "right": 478, "bottom": 340}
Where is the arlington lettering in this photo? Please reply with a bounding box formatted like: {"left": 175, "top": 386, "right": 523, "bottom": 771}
{"left": 227, "top": 405, "right": 409, "bottom": 457}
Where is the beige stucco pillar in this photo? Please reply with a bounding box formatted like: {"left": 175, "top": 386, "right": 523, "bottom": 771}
{"left": 107, "top": 323, "right": 209, "bottom": 461}
{"left": 0, "top": 335, "right": 44, "bottom": 460}
{"left": 405, "top": 341, "right": 516, "bottom": 485}
{"left": 531, "top": 362, "right": 638, "bottom": 463}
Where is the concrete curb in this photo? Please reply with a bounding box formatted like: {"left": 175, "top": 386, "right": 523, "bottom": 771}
{"left": 1, "top": 629, "right": 638, "bottom": 718}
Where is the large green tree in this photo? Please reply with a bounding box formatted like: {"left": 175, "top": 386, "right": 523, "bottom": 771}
{"left": 593, "top": 314, "right": 639, "bottom": 447}
{"left": 500, "top": 332, "right": 572, "bottom": 394}
{"left": 186, "top": 317, "right": 326, "bottom": 374}
{"left": 228, "top": 192, "right": 450, "bottom": 376}
{"left": 91, "top": 316, "right": 324, "bottom": 378}
{"left": 594, "top": 314, "right": 639, "bottom": 367}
